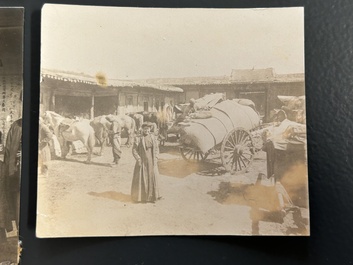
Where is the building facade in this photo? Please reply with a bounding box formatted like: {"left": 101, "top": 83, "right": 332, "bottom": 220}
{"left": 41, "top": 68, "right": 305, "bottom": 123}
{"left": 140, "top": 68, "right": 305, "bottom": 122}
{"left": 40, "top": 70, "right": 183, "bottom": 119}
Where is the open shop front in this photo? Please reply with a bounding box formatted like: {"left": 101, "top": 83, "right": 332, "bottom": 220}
{"left": 94, "top": 95, "right": 118, "bottom": 116}
{"left": 54, "top": 95, "right": 91, "bottom": 119}
{"left": 238, "top": 91, "right": 266, "bottom": 118}
{"left": 54, "top": 94, "right": 118, "bottom": 119}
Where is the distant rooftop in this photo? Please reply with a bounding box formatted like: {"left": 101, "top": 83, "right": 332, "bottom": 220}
{"left": 41, "top": 69, "right": 184, "bottom": 93}
{"left": 274, "top": 73, "right": 305, "bottom": 82}
{"left": 134, "top": 76, "right": 232, "bottom": 86}
{"left": 41, "top": 68, "right": 304, "bottom": 89}
{"left": 230, "top": 68, "right": 275, "bottom": 82}
{"left": 136, "top": 68, "right": 304, "bottom": 85}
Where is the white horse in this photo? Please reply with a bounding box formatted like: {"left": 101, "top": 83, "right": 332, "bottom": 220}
{"left": 105, "top": 114, "right": 136, "bottom": 147}
{"left": 90, "top": 115, "right": 110, "bottom": 156}
{"left": 43, "top": 111, "right": 96, "bottom": 163}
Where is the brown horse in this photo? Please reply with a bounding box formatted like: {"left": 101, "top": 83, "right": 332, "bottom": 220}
{"left": 43, "top": 111, "right": 96, "bottom": 163}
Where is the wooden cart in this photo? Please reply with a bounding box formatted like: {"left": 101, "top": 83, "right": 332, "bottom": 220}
{"left": 178, "top": 99, "right": 265, "bottom": 174}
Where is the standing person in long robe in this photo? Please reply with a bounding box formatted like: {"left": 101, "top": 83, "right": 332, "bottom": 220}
{"left": 3, "top": 118, "right": 22, "bottom": 228}
{"left": 131, "top": 123, "right": 160, "bottom": 203}
{"left": 106, "top": 116, "right": 122, "bottom": 167}
{"left": 0, "top": 125, "right": 12, "bottom": 243}
{"left": 0, "top": 160, "right": 12, "bottom": 243}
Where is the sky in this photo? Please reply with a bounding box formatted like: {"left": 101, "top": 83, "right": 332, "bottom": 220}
{"left": 41, "top": 4, "right": 304, "bottom": 80}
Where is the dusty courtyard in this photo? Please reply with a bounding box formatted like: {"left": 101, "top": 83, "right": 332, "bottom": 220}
{"left": 36, "top": 137, "right": 309, "bottom": 237}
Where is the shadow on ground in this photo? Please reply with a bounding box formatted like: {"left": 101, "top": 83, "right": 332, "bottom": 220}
{"left": 158, "top": 158, "right": 223, "bottom": 178}
{"left": 87, "top": 191, "right": 131, "bottom": 202}
{"left": 56, "top": 157, "right": 112, "bottom": 167}
{"left": 208, "top": 181, "right": 309, "bottom": 235}
{"left": 159, "top": 144, "right": 181, "bottom": 156}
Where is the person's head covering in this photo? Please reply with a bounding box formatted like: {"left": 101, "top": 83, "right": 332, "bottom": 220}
{"left": 141, "top": 122, "right": 153, "bottom": 129}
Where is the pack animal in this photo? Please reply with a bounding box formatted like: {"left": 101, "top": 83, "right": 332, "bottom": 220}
{"left": 43, "top": 111, "right": 96, "bottom": 163}
{"left": 127, "top": 113, "right": 144, "bottom": 132}
{"left": 139, "top": 103, "right": 173, "bottom": 144}
{"left": 90, "top": 115, "right": 110, "bottom": 156}
{"left": 104, "top": 114, "right": 136, "bottom": 147}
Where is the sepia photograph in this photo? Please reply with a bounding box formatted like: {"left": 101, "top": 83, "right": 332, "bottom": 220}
{"left": 0, "top": 7, "right": 24, "bottom": 265}
{"left": 37, "top": 4, "right": 309, "bottom": 237}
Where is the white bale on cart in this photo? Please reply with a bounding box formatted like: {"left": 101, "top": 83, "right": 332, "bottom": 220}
{"left": 179, "top": 99, "right": 260, "bottom": 154}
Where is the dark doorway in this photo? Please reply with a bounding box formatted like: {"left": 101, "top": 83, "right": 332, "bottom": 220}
{"left": 95, "top": 96, "right": 117, "bottom": 116}
{"left": 239, "top": 91, "right": 266, "bottom": 119}
{"left": 55, "top": 95, "right": 91, "bottom": 118}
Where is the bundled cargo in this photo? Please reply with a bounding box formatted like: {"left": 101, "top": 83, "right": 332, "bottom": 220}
{"left": 193, "top": 93, "right": 225, "bottom": 111}
{"left": 180, "top": 100, "right": 260, "bottom": 153}
{"left": 178, "top": 99, "right": 261, "bottom": 173}
{"left": 277, "top": 95, "right": 306, "bottom": 124}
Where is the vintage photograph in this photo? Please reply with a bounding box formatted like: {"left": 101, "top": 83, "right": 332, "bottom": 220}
{"left": 0, "top": 8, "right": 24, "bottom": 265}
{"left": 37, "top": 4, "right": 308, "bottom": 237}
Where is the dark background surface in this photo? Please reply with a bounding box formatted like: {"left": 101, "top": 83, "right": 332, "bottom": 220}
{"left": 0, "top": 0, "right": 352, "bottom": 264}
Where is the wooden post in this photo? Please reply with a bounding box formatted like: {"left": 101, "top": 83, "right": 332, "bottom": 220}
{"left": 90, "top": 95, "right": 94, "bottom": 119}
{"left": 51, "top": 93, "right": 56, "bottom": 111}
{"left": 152, "top": 95, "right": 155, "bottom": 112}
{"left": 116, "top": 90, "right": 120, "bottom": 115}
{"left": 264, "top": 85, "right": 269, "bottom": 123}
{"left": 137, "top": 89, "right": 140, "bottom": 112}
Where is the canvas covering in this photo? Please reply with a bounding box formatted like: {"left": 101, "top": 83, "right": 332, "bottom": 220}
{"left": 180, "top": 100, "right": 260, "bottom": 153}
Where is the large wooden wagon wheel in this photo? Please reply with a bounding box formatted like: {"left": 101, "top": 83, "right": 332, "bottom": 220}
{"left": 221, "top": 128, "right": 255, "bottom": 174}
{"left": 180, "top": 147, "right": 209, "bottom": 163}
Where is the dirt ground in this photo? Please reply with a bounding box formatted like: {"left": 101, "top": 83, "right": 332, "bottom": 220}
{"left": 36, "top": 137, "right": 309, "bottom": 237}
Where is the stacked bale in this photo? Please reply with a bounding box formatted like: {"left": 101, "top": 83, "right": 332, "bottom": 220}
{"left": 179, "top": 99, "right": 260, "bottom": 153}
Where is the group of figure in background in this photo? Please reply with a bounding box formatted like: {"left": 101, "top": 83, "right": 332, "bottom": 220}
{"left": 39, "top": 113, "right": 161, "bottom": 204}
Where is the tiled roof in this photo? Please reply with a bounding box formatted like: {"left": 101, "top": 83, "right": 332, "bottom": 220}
{"left": 41, "top": 69, "right": 183, "bottom": 92}
{"left": 136, "top": 76, "right": 231, "bottom": 85}
{"left": 136, "top": 69, "right": 304, "bottom": 85}
{"left": 41, "top": 68, "right": 304, "bottom": 90}
{"left": 230, "top": 68, "right": 275, "bottom": 81}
